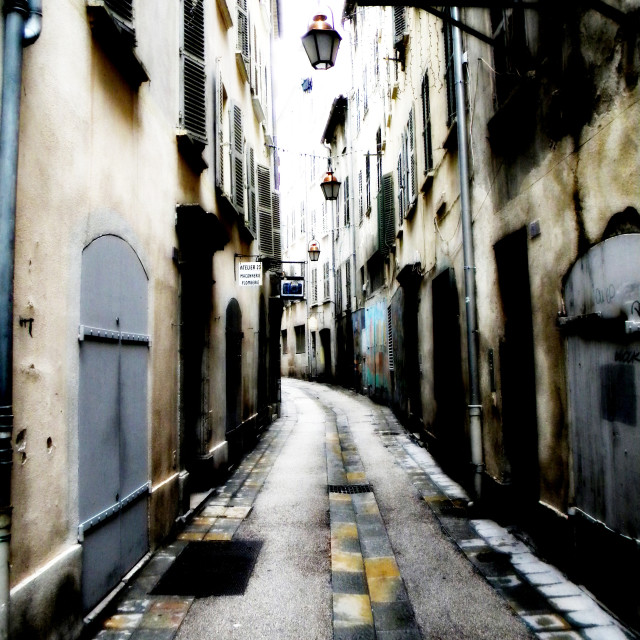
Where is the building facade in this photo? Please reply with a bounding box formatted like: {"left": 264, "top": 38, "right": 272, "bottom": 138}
{"left": 0, "top": 0, "right": 281, "bottom": 637}
{"left": 280, "top": 1, "right": 640, "bottom": 628}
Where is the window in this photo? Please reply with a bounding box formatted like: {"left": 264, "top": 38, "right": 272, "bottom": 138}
{"left": 236, "top": 0, "right": 250, "bottom": 78}
{"left": 421, "top": 71, "right": 434, "bottom": 173}
{"left": 365, "top": 152, "right": 371, "bottom": 215}
{"left": 311, "top": 268, "right": 318, "bottom": 304}
{"left": 281, "top": 329, "right": 288, "bottom": 354}
{"left": 377, "top": 173, "right": 395, "bottom": 256}
{"left": 358, "top": 170, "right": 364, "bottom": 223}
{"left": 86, "top": 0, "right": 148, "bottom": 86}
{"left": 490, "top": 6, "right": 530, "bottom": 108}
{"left": 387, "top": 305, "right": 394, "bottom": 371}
{"left": 294, "top": 325, "right": 306, "bottom": 354}
{"left": 230, "top": 102, "right": 245, "bottom": 214}
{"left": 272, "top": 192, "right": 281, "bottom": 263}
{"left": 345, "top": 261, "right": 351, "bottom": 311}
{"left": 376, "top": 128, "right": 383, "bottom": 194}
{"left": 323, "top": 262, "right": 330, "bottom": 300}
{"left": 368, "top": 255, "right": 384, "bottom": 293}
{"left": 246, "top": 147, "right": 257, "bottom": 235}
{"left": 181, "top": 0, "right": 206, "bottom": 143}
{"left": 258, "top": 164, "right": 274, "bottom": 256}
{"left": 336, "top": 267, "right": 342, "bottom": 314}
{"left": 398, "top": 108, "right": 417, "bottom": 219}
{"left": 343, "top": 175, "right": 350, "bottom": 226}
{"left": 214, "top": 62, "right": 226, "bottom": 190}
{"left": 443, "top": 10, "right": 456, "bottom": 128}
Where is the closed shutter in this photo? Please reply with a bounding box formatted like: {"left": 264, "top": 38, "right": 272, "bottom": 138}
{"left": 421, "top": 72, "right": 434, "bottom": 172}
{"left": 214, "top": 63, "right": 225, "bottom": 189}
{"left": 258, "top": 165, "right": 273, "bottom": 255}
{"left": 247, "top": 147, "right": 257, "bottom": 235}
{"left": 393, "top": 7, "right": 406, "bottom": 46}
{"left": 272, "top": 191, "right": 282, "bottom": 263}
{"left": 387, "top": 305, "right": 394, "bottom": 371}
{"left": 323, "top": 262, "right": 330, "bottom": 300}
{"left": 345, "top": 261, "right": 351, "bottom": 311}
{"left": 397, "top": 153, "right": 404, "bottom": 225}
{"left": 377, "top": 173, "right": 395, "bottom": 255}
{"left": 230, "top": 102, "right": 244, "bottom": 214}
{"left": 237, "top": 0, "right": 250, "bottom": 63}
{"left": 408, "top": 107, "right": 417, "bottom": 203}
{"left": 358, "top": 170, "right": 363, "bottom": 223}
{"left": 182, "top": 0, "right": 206, "bottom": 143}
{"left": 343, "top": 176, "right": 350, "bottom": 226}
{"left": 312, "top": 268, "right": 318, "bottom": 303}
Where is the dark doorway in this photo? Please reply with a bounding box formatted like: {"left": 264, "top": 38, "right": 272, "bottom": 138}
{"left": 178, "top": 241, "right": 213, "bottom": 489}
{"left": 226, "top": 298, "right": 243, "bottom": 461}
{"left": 320, "top": 328, "right": 332, "bottom": 382}
{"left": 431, "top": 267, "right": 467, "bottom": 481}
{"left": 257, "top": 295, "right": 268, "bottom": 422}
{"left": 495, "top": 227, "right": 539, "bottom": 505}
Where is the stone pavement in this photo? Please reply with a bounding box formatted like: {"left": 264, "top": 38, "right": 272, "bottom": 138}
{"left": 86, "top": 379, "right": 638, "bottom": 640}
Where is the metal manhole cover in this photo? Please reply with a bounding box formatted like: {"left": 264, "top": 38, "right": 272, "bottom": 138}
{"left": 152, "top": 540, "right": 262, "bottom": 597}
{"left": 328, "top": 484, "right": 373, "bottom": 494}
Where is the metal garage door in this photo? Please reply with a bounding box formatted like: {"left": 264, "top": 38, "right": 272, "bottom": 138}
{"left": 78, "top": 235, "right": 149, "bottom": 612}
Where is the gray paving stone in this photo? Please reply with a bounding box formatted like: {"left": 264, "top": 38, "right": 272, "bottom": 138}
{"left": 371, "top": 601, "right": 418, "bottom": 632}
{"left": 332, "top": 570, "right": 369, "bottom": 594}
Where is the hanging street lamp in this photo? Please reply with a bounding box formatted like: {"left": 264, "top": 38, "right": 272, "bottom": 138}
{"left": 320, "top": 160, "right": 341, "bottom": 201}
{"left": 301, "top": 10, "right": 342, "bottom": 70}
{"left": 308, "top": 239, "right": 321, "bottom": 262}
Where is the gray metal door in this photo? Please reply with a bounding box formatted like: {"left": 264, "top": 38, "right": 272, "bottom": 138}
{"left": 78, "top": 235, "right": 149, "bottom": 612}
{"left": 564, "top": 234, "right": 640, "bottom": 541}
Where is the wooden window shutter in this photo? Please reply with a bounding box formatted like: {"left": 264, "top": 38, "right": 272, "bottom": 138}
{"left": 182, "top": 0, "right": 206, "bottom": 143}
{"left": 229, "top": 102, "right": 244, "bottom": 214}
{"left": 237, "top": 0, "right": 250, "bottom": 63}
{"left": 358, "top": 170, "right": 363, "bottom": 223}
{"left": 397, "top": 153, "right": 404, "bottom": 226}
{"left": 247, "top": 146, "right": 257, "bottom": 234}
{"left": 387, "top": 305, "right": 395, "bottom": 371}
{"left": 272, "top": 191, "right": 282, "bottom": 262}
{"left": 408, "top": 107, "right": 417, "bottom": 203}
{"left": 343, "top": 175, "right": 350, "bottom": 226}
{"left": 393, "top": 7, "right": 406, "bottom": 46}
{"left": 105, "top": 0, "right": 133, "bottom": 24}
{"left": 214, "top": 63, "right": 225, "bottom": 190}
{"left": 377, "top": 173, "right": 395, "bottom": 256}
{"left": 257, "top": 164, "right": 273, "bottom": 255}
{"left": 421, "top": 72, "right": 434, "bottom": 172}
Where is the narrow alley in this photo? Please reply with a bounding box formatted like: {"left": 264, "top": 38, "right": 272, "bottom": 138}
{"left": 90, "top": 379, "right": 634, "bottom": 640}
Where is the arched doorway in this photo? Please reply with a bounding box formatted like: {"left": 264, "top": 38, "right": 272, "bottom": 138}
{"left": 78, "top": 235, "right": 149, "bottom": 612}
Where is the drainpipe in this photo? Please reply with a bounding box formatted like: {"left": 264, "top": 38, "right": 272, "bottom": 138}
{"left": 451, "top": 7, "right": 483, "bottom": 501}
{"left": 0, "top": 0, "right": 42, "bottom": 637}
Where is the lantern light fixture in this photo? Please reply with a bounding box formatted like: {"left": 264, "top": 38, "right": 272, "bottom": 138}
{"left": 320, "top": 159, "right": 341, "bottom": 201}
{"left": 301, "top": 9, "right": 342, "bottom": 70}
{"left": 308, "top": 240, "right": 321, "bottom": 262}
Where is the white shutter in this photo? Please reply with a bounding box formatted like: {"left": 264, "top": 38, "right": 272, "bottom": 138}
{"left": 230, "top": 102, "right": 244, "bottom": 214}
{"left": 258, "top": 165, "right": 273, "bottom": 255}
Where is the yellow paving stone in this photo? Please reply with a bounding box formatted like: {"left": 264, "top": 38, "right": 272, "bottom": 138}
{"left": 357, "top": 500, "right": 380, "bottom": 516}
{"left": 332, "top": 550, "right": 365, "bottom": 572}
{"left": 225, "top": 506, "right": 252, "bottom": 519}
{"left": 333, "top": 593, "right": 374, "bottom": 626}
{"left": 329, "top": 493, "right": 352, "bottom": 503}
{"left": 364, "top": 556, "right": 401, "bottom": 579}
{"left": 332, "top": 522, "right": 359, "bottom": 538}
{"left": 201, "top": 506, "right": 227, "bottom": 517}
{"left": 203, "top": 531, "right": 232, "bottom": 541}
{"left": 367, "top": 575, "right": 405, "bottom": 603}
{"left": 192, "top": 517, "right": 217, "bottom": 526}
{"left": 177, "top": 532, "right": 205, "bottom": 541}
{"left": 346, "top": 472, "right": 366, "bottom": 482}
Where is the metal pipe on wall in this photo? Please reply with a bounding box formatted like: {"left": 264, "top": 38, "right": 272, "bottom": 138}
{"left": 451, "top": 6, "right": 484, "bottom": 501}
{"left": 0, "top": 0, "right": 41, "bottom": 636}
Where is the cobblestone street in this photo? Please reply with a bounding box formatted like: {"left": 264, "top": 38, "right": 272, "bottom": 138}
{"left": 92, "top": 379, "right": 636, "bottom": 640}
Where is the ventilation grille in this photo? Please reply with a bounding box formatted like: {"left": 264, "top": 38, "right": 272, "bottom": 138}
{"left": 328, "top": 484, "right": 373, "bottom": 495}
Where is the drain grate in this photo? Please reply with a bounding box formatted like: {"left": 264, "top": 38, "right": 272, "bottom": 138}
{"left": 328, "top": 484, "right": 373, "bottom": 494}
{"left": 152, "top": 540, "right": 262, "bottom": 597}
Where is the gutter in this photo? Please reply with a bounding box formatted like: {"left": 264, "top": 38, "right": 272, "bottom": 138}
{"left": 0, "top": 0, "right": 42, "bottom": 637}
{"left": 450, "top": 6, "right": 484, "bottom": 501}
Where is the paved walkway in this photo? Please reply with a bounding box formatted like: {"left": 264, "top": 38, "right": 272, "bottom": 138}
{"left": 89, "top": 379, "right": 637, "bottom": 640}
